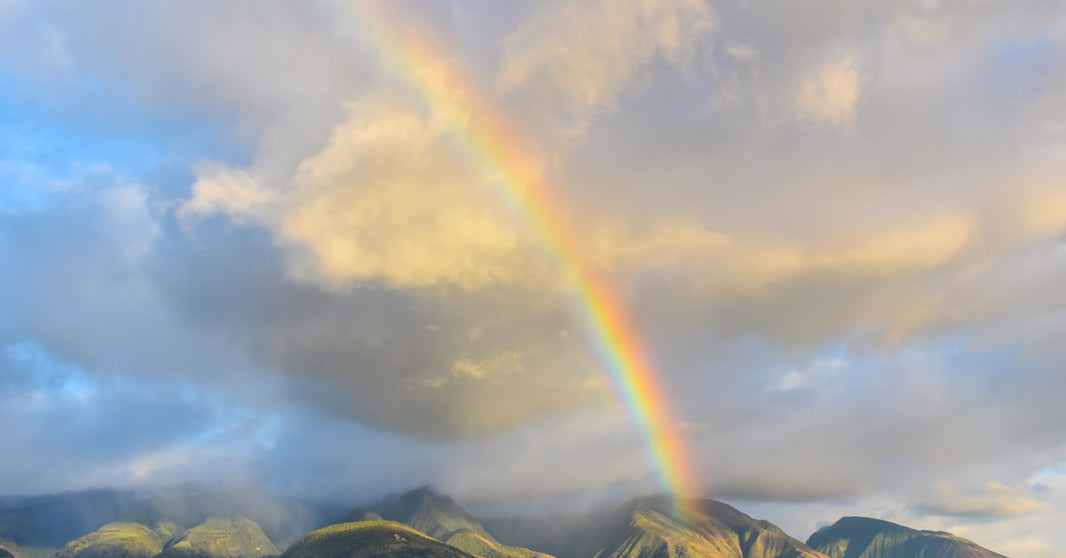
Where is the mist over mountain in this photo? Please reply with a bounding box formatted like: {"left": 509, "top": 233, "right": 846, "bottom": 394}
{"left": 0, "top": 486, "right": 345, "bottom": 551}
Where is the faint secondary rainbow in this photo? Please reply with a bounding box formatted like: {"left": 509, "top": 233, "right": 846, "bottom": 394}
{"left": 339, "top": 0, "right": 700, "bottom": 517}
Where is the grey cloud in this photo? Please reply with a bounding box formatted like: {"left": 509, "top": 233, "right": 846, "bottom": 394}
{"left": 147, "top": 219, "right": 602, "bottom": 438}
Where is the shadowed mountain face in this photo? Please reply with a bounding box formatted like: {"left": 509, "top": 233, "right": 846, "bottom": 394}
{"left": 592, "top": 496, "right": 828, "bottom": 558}
{"left": 0, "top": 539, "right": 54, "bottom": 558}
{"left": 357, "top": 488, "right": 551, "bottom": 558}
{"left": 280, "top": 521, "right": 476, "bottom": 558}
{"left": 157, "top": 517, "right": 279, "bottom": 558}
{"left": 806, "top": 517, "right": 1007, "bottom": 558}
{"left": 54, "top": 522, "right": 169, "bottom": 558}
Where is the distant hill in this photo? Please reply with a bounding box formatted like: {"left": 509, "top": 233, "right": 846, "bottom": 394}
{"left": 592, "top": 495, "right": 828, "bottom": 558}
{"left": 0, "top": 539, "right": 54, "bottom": 558}
{"left": 806, "top": 516, "right": 1006, "bottom": 558}
{"left": 53, "top": 522, "right": 169, "bottom": 558}
{"left": 280, "top": 520, "right": 475, "bottom": 558}
{"left": 361, "top": 487, "right": 551, "bottom": 558}
{"left": 0, "top": 486, "right": 345, "bottom": 550}
{"left": 157, "top": 517, "right": 279, "bottom": 558}
{"left": 0, "top": 489, "right": 140, "bottom": 548}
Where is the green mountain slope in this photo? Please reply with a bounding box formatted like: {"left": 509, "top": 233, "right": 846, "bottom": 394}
{"left": 156, "top": 517, "right": 279, "bottom": 558}
{"left": 361, "top": 488, "right": 551, "bottom": 558}
{"left": 280, "top": 520, "right": 476, "bottom": 558}
{"left": 53, "top": 522, "right": 169, "bottom": 558}
{"left": 594, "top": 496, "right": 827, "bottom": 558}
{"left": 806, "top": 517, "right": 1006, "bottom": 558}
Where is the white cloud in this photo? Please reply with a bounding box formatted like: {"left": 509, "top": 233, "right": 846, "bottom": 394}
{"left": 183, "top": 99, "right": 543, "bottom": 292}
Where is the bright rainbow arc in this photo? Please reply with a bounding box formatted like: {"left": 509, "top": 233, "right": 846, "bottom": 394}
{"left": 341, "top": 0, "right": 700, "bottom": 518}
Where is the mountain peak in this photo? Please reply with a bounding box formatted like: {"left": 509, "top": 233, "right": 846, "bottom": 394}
{"left": 807, "top": 516, "right": 1006, "bottom": 558}
{"left": 157, "top": 516, "right": 279, "bottom": 558}
{"left": 365, "top": 487, "right": 484, "bottom": 541}
{"left": 281, "top": 520, "right": 476, "bottom": 558}
{"left": 595, "top": 495, "right": 827, "bottom": 558}
{"left": 347, "top": 488, "right": 551, "bottom": 558}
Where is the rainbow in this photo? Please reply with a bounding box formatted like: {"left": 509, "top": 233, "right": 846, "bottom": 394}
{"left": 339, "top": 0, "right": 700, "bottom": 517}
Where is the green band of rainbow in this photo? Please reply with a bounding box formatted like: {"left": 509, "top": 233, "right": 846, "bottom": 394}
{"left": 338, "top": 0, "right": 699, "bottom": 517}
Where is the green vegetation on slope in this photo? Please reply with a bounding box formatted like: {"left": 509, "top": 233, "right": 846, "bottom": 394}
{"left": 364, "top": 488, "right": 551, "bottom": 558}
{"left": 53, "top": 522, "right": 169, "bottom": 558}
{"left": 594, "top": 496, "right": 827, "bottom": 558}
{"left": 443, "top": 529, "right": 549, "bottom": 558}
{"left": 280, "top": 520, "right": 475, "bottom": 558}
{"left": 157, "top": 517, "right": 279, "bottom": 558}
{"left": 806, "top": 517, "right": 1006, "bottom": 558}
{"left": 594, "top": 505, "right": 739, "bottom": 558}
{"left": 369, "top": 489, "right": 490, "bottom": 542}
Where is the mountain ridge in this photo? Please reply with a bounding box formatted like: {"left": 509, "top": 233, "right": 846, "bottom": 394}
{"left": 0, "top": 486, "right": 1014, "bottom": 558}
{"left": 357, "top": 487, "right": 551, "bottom": 558}
{"left": 591, "top": 494, "right": 828, "bottom": 558}
{"left": 806, "top": 516, "right": 1007, "bottom": 558}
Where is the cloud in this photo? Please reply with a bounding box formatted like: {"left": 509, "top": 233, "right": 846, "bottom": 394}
{"left": 796, "top": 55, "right": 862, "bottom": 129}
{"left": 915, "top": 482, "right": 1047, "bottom": 519}
{"left": 449, "top": 350, "right": 525, "bottom": 382}
{"left": 496, "top": 0, "right": 716, "bottom": 126}
{"left": 182, "top": 99, "right": 543, "bottom": 292}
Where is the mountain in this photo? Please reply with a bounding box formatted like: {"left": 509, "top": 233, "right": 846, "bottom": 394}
{"left": 592, "top": 495, "right": 827, "bottom": 558}
{"left": 0, "top": 539, "right": 54, "bottom": 558}
{"left": 53, "top": 522, "right": 169, "bottom": 558}
{"left": 806, "top": 516, "right": 1006, "bottom": 558}
{"left": 359, "top": 487, "right": 551, "bottom": 558}
{"left": 0, "top": 489, "right": 140, "bottom": 548}
{"left": 280, "top": 520, "right": 476, "bottom": 558}
{"left": 0, "top": 486, "right": 345, "bottom": 551}
{"left": 156, "top": 517, "right": 279, "bottom": 558}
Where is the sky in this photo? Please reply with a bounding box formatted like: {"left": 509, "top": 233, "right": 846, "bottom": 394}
{"left": 1, "top": 0, "right": 1065, "bottom": 555}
